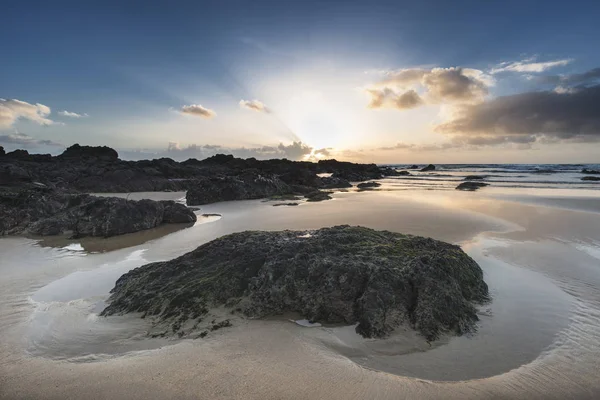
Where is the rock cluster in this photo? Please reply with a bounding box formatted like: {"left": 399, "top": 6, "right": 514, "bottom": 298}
{"left": 101, "top": 225, "right": 489, "bottom": 341}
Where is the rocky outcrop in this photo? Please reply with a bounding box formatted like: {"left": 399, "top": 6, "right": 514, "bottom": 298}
{"left": 380, "top": 167, "right": 410, "bottom": 176}
{"left": 101, "top": 226, "right": 489, "bottom": 341}
{"left": 305, "top": 190, "right": 332, "bottom": 202}
{"left": 582, "top": 168, "right": 600, "bottom": 175}
{"left": 357, "top": 181, "right": 381, "bottom": 189}
{"left": 420, "top": 164, "right": 436, "bottom": 172}
{"left": 582, "top": 176, "right": 600, "bottom": 181}
{"left": 464, "top": 175, "right": 487, "bottom": 180}
{"left": 186, "top": 171, "right": 292, "bottom": 205}
{"left": 0, "top": 187, "right": 197, "bottom": 237}
{"left": 456, "top": 182, "right": 489, "bottom": 191}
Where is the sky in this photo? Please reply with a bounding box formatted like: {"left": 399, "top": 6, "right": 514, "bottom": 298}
{"left": 2, "top": 0, "right": 600, "bottom": 163}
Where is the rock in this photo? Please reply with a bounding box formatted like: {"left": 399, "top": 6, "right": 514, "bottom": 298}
{"left": 0, "top": 146, "right": 4, "bottom": 156}
{"left": 380, "top": 167, "right": 410, "bottom": 176}
{"left": 408, "top": 165, "right": 419, "bottom": 169}
{"left": 0, "top": 187, "right": 197, "bottom": 237}
{"left": 186, "top": 170, "right": 292, "bottom": 205}
{"left": 5, "top": 149, "right": 29, "bottom": 159}
{"left": 581, "top": 176, "right": 600, "bottom": 181}
{"left": 420, "top": 164, "right": 436, "bottom": 172}
{"left": 464, "top": 175, "right": 487, "bottom": 181}
{"left": 273, "top": 203, "right": 299, "bottom": 207}
{"left": 582, "top": 168, "right": 600, "bottom": 175}
{"left": 319, "top": 176, "right": 352, "bottom": 189}
{"left": 456, "top": 182, "right": 489, "bottom": 191}
{"left": 101, "top": 226, "right": 489, "bottom": 341}
{"left": 357, "top": 181, "right": 381, "bottom": 189}
{"left": 305, "top": 190, "right": 332, "bottom": 202}
{"left": 59, "top": 144, "right": 119, "bottom": 160}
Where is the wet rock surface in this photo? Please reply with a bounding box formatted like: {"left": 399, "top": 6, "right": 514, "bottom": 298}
{"left": 456, "top": 182, "right": 489, "bottom": 191}
{"left": 101, "top": 225, "right": 489, "bottom": 341}
{"left": 0, "top": 186, "right": 196, "bottom": 237}
{"left": 357, "top": 181, "right": 381, "bottom": 189}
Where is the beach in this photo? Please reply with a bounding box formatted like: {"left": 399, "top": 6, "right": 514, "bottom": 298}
{"left": 1, "top": 182, "right": 600, "bottom": 400}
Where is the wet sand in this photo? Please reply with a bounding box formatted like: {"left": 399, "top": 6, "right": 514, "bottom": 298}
{"left": 1, "top": 189, "right": 600, "bottom": 399}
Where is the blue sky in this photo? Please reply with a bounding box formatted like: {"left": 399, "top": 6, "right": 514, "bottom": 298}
{"left": 2, "top": 0, "right": 600, "bottom": 162}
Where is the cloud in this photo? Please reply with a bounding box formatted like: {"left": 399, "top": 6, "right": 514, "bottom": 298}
{"left": 0, "top": 132, "right": 62, "bottom": 147}
{"left": 0, "top": 99, "right": 54, "bottom": 128}
{"left": 239, "top": 99, "right": 270, "bottom": 113}
{"left": 367, "top": 88, "right": 423, "bottom": 110}
{"left": 180, "top": 104, "right": 216, "bottom": 119}
{"left": 366, "top": 67, "right": 491, "bottom": 110}
{"left": 490, "top": 57, "right": 573, "bottom": 74}
{"left": 123, "top": 141, "right": 314, "bottom": 162}
{"left": 435, "top": 84, "right": 600, "bottom": 144}
{"left": 536, "top": 67, "right": 600, "bottom": 87}
{"left": 58, "top": 110, "right": 88, "bottom": 118}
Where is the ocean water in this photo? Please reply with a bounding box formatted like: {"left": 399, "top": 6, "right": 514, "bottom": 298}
{"left": 382, "top": 163, "right": 600, "bottom": 190}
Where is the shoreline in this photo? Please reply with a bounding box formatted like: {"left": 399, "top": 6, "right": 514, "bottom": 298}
{"left": 1, "top": 188, "right": 600, "bottom": 399}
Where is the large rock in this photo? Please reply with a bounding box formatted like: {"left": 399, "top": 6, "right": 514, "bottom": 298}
{"left": 101, "top": 226, "right": 489, "bottom": 341}
{"left": 456, "top": 181, "right": 489, "bottom": 191}
{"left": 186, "top": 170, "right": 292, "bottom": 205}
{"left": 420, "top": 164, "right": 436, "bottom": 172}
{"left": 0, "top": 187, "right": 197, "bottom": 237}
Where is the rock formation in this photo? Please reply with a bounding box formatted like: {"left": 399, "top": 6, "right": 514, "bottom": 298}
{"left": 456, "top": 182, "right": 489, "bottom": 191}
{"left": 101, "top": 226, "right": 489, "bottom": 341}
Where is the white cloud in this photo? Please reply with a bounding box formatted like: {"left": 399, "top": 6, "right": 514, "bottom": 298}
{"left": 0, "top": 99, "right": 54, "bottom": 129}
{"left": 239, "top": 99, "right": 270, "bottom": 113}
{"left": 58, "top": 110, "right": 88, "bottom": 118}
{"left": 180, "top": 104, "right": 216, "bottom": 119}
{"left": 490, "top": 57, "right": 573, "bottom": 74}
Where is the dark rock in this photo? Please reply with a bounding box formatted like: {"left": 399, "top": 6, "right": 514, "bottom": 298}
{"left": 5, "top": 149, "right": 29, "bottom": 159}
{"left": 60, "top": 144, "right": 119, "bottom": 160}
{"left": 101, "top": 226, "right": 489, "bottom": 341}
{"left": 319, "top": 176, "right": 352, "bottom": 189}
{"left": 0, "top": 187, "right": 197, "bottom": 237}
{"left": 582, "top": 176, "right": 600, "bottom": 181}
{"left": 582, "top": 168, "right": 600, "bottom": 175}
{"left": 357, "top": 181, "right": 381, "bottom": 189}
{"left": 186, "top": 170, "right": 292, "bottom": 205}
{"left": 380, "top": 167, "right": 410, "bottom": 176}
{"left": 305, "top": 190, "right": 332, "bottom": 202}
{"left": 408, "top": 165, "right": 419, "bottom": 169}
{"left": 273, "top": 203, "right": 299, "bottom": 207}
{"left": 464, "top": 175, "right": 487, "bottom": 181}
{"left": 456, "top": 182, "right": 489, "bottom": 191}
{"left": 0, "top": 146, "right": 4, "bottom": 156}
{"left": 420, "top": 164, "right": 436, "bottom": 172}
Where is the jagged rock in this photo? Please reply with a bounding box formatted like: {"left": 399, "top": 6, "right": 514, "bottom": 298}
{"left": 582, "top": 176, "right": 600, "bottom": 181}
{"left": 186, "top": 171, "right": 292, "bottom": 205}
{"left": 357, "top": 181, "right": 381, "bottom": 189}
{"left": 456, "top": 182, "right": 489, "bottom": 191}
{"left": 59, "top": 144, "right": 119, "bottom": 160}
{"left": 319, "top": 176, "right": 352, "bottom": 189}
{"left": 101, "top": 226, "right": 489, "bottom": 341}
{"left": 305, "top": 190, "right": 332, "bottom": 202}
{"left": 420, "top": 164, "right": 436, "bottom": 172}
{"left": 582, "top": 168, "right": 600, "bottom": 175}
{"left": 0, "top": 187, "right": 196, "bottom": 237}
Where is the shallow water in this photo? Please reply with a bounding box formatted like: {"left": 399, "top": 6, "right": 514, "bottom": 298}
{"left": 1, "top": 189, "right": 600, "bottom": 399}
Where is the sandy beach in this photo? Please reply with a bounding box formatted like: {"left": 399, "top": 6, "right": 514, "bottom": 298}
{"left": 1, "top": 187, "right": 600, "bottom": 399}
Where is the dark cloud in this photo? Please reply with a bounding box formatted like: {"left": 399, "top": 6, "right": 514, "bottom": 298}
{"left": 537, "top": 67, "right": 600, "bottom": 87}
{"left": 180, "top": 104, "right": 216, "bottom": 119}
{"left": 0, "top": 132, "right": 62, "bottom": 147}
{"left": 435, "top": 84, "right": 600, "bottom": 144}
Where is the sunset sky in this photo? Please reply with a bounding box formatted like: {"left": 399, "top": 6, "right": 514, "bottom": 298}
{"left": 2, "top": 0, "right": 600, "bottom": 163}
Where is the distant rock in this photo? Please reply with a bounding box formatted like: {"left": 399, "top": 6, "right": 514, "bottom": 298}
{"left": 464, "top": 175, "right": 487, "bottom": 181}
{"left": 582, "top": 168, "right": 600, "bottom": 175}
{"left": 456, "top": 182, "right": 489, "bottom": 191}
{"left": 59, "top": 144, "right": 119, "bottom": 160}
{"left": 357, "top": 181, "right": 381, "bottom": 189}
{"left": 305, "top": 190, "right": 332, "bottom": 202}
{"left": 420, "top": 164, "right": 436, "bottom": 172}
{"left": 319, "top": 176, "right": 352, "bottom": 189}
{"left": 272, "top": 202, "right": 299, "bottom": 207}
{"left": 408, "top": 165, "right": 419, "bottom": 169}
{"left": 5, "top": 149, "right": 29, "bottom": 159}
{"left": 380, "top": 167, "right": 410, "bottom": 176}
{"left": 581, "top": 176, "right": 600, "bottom": 181}
{"left": 101, "top": 225, "right": 489, "bottom": 341}
{"left": 186, "top": 171, "right": 292, "bottom": 205}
